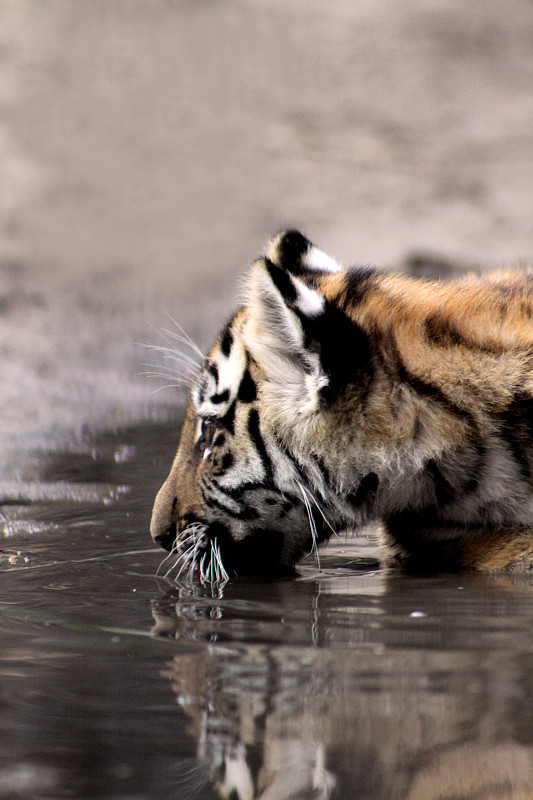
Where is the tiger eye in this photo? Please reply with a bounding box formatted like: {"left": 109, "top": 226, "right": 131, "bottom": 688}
{"left": 199, "top": 419, "right": 218, "bottom": 449}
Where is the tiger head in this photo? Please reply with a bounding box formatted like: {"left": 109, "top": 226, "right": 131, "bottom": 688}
{"left": 150, "top": 230, "right": 374, "bottom": 579}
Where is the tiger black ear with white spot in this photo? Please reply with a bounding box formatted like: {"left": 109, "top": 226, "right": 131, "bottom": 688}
{"left": 244, "top": 231, "right": 367, "bottom": 417}
{"left": 244, "top": 231, "right": 370, "bottom": 415}
{"left": 266, "top": 229, "right": 344, "bottom": 276}
{"left": 245, "top": 256, "right": 328, "bottom": 416}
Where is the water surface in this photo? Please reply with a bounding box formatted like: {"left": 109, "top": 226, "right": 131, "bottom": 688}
{"left": 2, "top": 421, "right": 533, "bottom": 799}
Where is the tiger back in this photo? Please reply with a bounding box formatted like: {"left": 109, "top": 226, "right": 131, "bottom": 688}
{"left": 151, "top": 230, "right": 533, "bottom": 577}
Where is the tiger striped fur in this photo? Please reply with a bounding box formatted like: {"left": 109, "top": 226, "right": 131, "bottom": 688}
{"left": 151, "top": 230, "right": 533, "bottom": 577}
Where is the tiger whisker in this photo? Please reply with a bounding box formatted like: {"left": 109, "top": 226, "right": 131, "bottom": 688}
{"left": 199, "top": 552, "right": 208, "bottom": 584}
{"left": 140, "top": 372, "right": 195, "bottom": 388}
{"left": 143, "top": 344, "right": 201, "bottom": 372}
{"left": 209, "top": 547, "right": 215, "bottom": 584}
{"left": 209, "top": 543, "right": 218, "bottom": 584}
{"left": 145, "top": 316, "right": 204, "bottom": 366}
{"left": 143, "top": 377, "right": 193, "bottom": 388}
{"left": 212, "top": 538, "right": 230, "bottom": 582}
{"left": 157, "top": 525, "right": 205, "bottom": 581}
{"left": 141, "top": 370, "right": 195, "bottom": 385}
{"left": 187, "top": 533, "right": 206, "bottom": 580}
{"left": 156, "top": 534, "right": 193, "bottom": 577}
{"left": 140, "top": 363, "right": 197, "bottom": 380}
{"left": 297, "top": 481, "right": 321, "bottom": 570}
{"left": 164, "top": 538, "right": 198, "bottom": 580}
{"left": 299, "top": 482, "right": 337, "bottom": 536}
{"left": 148, "top": 383, "right": 192, "bottom": 396}
{"left": 156, "top": 549, "right": 178, "bottom": 577}
{"left": 170, "top": 550, "right": 195, "bottom": 581}
{"left": 139, "top": 361, "right": 197, "bottom": 392}
{"left": 165, "top": 536, "right": 195, "bottom": 570}
{"left": 162, "top": 313, "right": 205, "bottom": 361}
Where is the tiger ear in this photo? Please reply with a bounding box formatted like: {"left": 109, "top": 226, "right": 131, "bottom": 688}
{"left": 244, "top": 256, "right": 330, "bottom": 415}
{"left": 266, "top": 229, "right": 343, "bottom": 275}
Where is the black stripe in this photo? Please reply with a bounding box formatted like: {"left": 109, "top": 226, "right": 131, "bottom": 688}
{"left": 216, "top": 480, "right": 279, "bottom": 500}
{"left": 238, "top": 369, "right": 257, "bottom": 403}
{"left": 247, "top": 408, "right": 273, "bottom": 481}
{"left": 271, "top": 429, "right": 331, "bottom": 499}
{"left": 201, "top": 485, "right": 236, "bottom": 515}
{"left": 209, "top": 388, "right": 230, "bottom": 405}
{"left": 264, "top": 259, "right": 298, "bottom": 303}
{"left": 424, "top": 314, "right": 467, "bottom": 349}
{"left": 424, "top": 313, "right": 505, "bottom": 354}
{"left": 300, "top": 303, "right": 373, "bottom": 395}
{"left": 310, "top": 453, "right": 335, "bottom": 491}
{"left": 340, "top": 267, "right": 379, "bottom": 308}
{"left": 220, "top": 452, "right": 234, "bottom": 472}
{"left": 220, "top": 401, "right": 236, "bottom": 435}
{"left": 275, "top": 229, "right": 311, "bottom": 274}
{"left": 463, "top": 443, "right": 484, "bottom": 496}
{"left": 197, "top": 374, "right": 208, "bottom": 404}
{"left": 220, "top": 328, "right": 233, "bottom": 357}
{"left": 207, "top": 362, "right": 219, "bottom": 382}
{"left": 217, "top": 480, "right": 266, "bottom": 499}
{"left": 202, "top": 485, "right": 260, "bottom": 521}
{"left": 425, "top": 459, "right": 457, "bottom": 506}
{"left": 203, "top": 493, "right": 234, "bottom": 517}
{"left": 500, "top": 394, "right": 533, "bottom": 482}
{"left": 271, "top": 431, "right": 312, "bottom": 485}
{"left": 347, "top": 472, "right": 379, "bottom": 510}
{"left": 381, "top": 332, "right": 480, "bottom": 433}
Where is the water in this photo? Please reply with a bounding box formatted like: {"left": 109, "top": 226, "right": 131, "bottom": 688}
{"left": 2, "top": 421, "right": 533, "bottom": 799}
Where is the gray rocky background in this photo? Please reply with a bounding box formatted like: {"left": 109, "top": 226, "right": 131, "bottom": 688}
{"left": 1, "top": 0, "right": 532, "bottom": 461}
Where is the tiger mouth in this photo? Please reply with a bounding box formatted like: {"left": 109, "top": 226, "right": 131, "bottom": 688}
{"left": 157, "top": 521, "right": 297, "bottom": 583}
{"left": 157, "top": 522, "right": 230, "bottom": 585}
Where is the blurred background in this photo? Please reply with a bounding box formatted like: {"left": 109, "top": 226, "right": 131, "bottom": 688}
{"left": 1, "top": 7, "right": 533, "bottom": 795}
{"left": 1, "top": 0, "right": 533, "bottom": 458}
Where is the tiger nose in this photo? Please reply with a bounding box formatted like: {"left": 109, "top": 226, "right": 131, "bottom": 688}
{"left": 151, "top": 520, "right": 176, "bottom": 551}
{"left": 150, "top": 481, "right": 177, "bottom": 551}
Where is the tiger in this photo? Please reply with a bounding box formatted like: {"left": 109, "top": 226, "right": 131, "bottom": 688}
{"left": 151, "top": 229, "right": 533, "bottom": 578}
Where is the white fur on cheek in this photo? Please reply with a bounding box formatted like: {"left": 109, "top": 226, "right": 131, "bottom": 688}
{"left": 217, "top": 341, "right": 246, "bottom": 396}
{"left": 195, "top": 336, "right": 247, "bottom": 418}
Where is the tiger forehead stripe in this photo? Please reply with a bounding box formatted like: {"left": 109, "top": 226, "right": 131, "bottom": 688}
{"left": 220, "top": 328, "right": 233, "bottom": 358}
{"left": 196, "top": 326, "right": 248, "bottom": 416}
{"left": 322, "top": 266, "right": 381, "bottom": 313}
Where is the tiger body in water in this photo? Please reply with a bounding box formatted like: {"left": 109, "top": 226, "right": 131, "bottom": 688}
{"left": 151, "top": 230, "right": 533, "bottom": 577}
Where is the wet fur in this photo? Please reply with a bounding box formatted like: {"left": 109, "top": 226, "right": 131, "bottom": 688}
{"left": 152, "top": 231, "right": 533, "bottom": 577}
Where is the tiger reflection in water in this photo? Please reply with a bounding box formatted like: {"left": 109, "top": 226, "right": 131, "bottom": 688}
{"left": 152, "top": 577, "right": 533, "bottom": 800}
{"left": 153, "top": 589, "right": 336, "bottom": 800}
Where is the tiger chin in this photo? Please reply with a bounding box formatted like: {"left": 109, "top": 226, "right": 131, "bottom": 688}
{"left": 151, "top": 229, "right": 533, "bottom": 580}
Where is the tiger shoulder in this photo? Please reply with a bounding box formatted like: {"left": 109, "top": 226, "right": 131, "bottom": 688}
{"left": 151, "top": 230, "right": 533, "bottom": 578}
